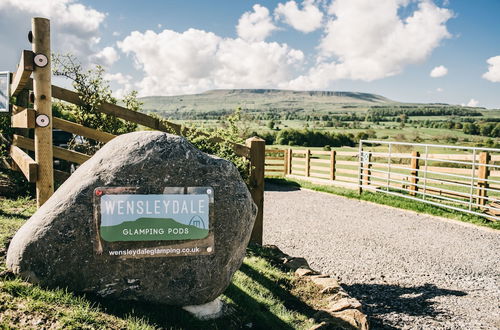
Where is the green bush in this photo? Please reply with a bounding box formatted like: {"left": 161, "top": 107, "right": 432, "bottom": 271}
{"left": 52, "top": 54, "right": 139, "bottom": 155}
{"left": 275, "top": 129, "right": 356, "bottom": 147}
{"left": 0, "top": 113, "right": 33, "bottom": 197}
{"left": 163, "top": 110, "right": 250, "bottom": 182}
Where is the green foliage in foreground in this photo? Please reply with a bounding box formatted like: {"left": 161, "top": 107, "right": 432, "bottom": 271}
{"left": 274, "top": 129, "right": 358, "bottom": 147}
{"left": 52, "top": 54, "right": 140, "bottom": 155}
{"left": 0, "top": 198, "right": 318, "bottom": 329}
{"left": 267, "top": 178, "right": 500, "bottom": 231}
{"left": 161, "top": 109, "right": 250, "bottom": 182}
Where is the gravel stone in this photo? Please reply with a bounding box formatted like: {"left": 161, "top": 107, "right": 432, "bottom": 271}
{"left": 264, "top": 184, "right": 500, "bottom": 329}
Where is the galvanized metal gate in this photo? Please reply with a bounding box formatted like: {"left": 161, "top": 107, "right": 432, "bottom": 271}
{"left": 358, "top": 140, "right": 500, "bottom": 221}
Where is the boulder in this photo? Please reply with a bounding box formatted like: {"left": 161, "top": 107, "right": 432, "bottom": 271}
{"left": 7, "top": 131, "right": 257, "bottom": 306}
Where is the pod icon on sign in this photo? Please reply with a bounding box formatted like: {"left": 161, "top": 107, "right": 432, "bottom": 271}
{"left": 34, "top": 54, "right": 48, "bottom": 68}
{"left": 36, "top": 114, "right": 50, "bottom": 127}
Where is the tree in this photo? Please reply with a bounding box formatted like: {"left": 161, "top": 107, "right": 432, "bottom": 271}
{"left": 267, "top": 120, "right": 275, "bottom": 130}
{"left": 179, "top": 109, "right": 250, "bottom": 181}
{"left": 491, "top": 123, "right": 500, "bottom": 138}
{"left": 52, "top": 54, "right": 140, "bottom": 154}
{"left": 479, "top": 123, "right": 495, "bottom": 137}
{"left": 463, "top": 122, "right": 479, "bottom": 135}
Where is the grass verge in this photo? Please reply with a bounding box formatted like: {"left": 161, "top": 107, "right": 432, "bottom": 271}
{"left": 266, "top": 177, "right": 500, "bottom": 231}
{"left": 0, "top": 197, "right": 324, "bottom": 329}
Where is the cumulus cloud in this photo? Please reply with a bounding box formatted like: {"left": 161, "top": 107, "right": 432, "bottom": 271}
{"left": 288, "top": 0, "right": 452, "bottom": 89}
{"left": 430, "top": 65, "right": 448, "bottom": 78}
{"left": 482, "top": 56, "right": 500, "bottom": 82}
{"left": 236, "top": 4, "right": 277, "bottom": 42}
{"left": 0, "top": 0, "right": 106, "bottom": 62}
{"left": 118, "top": 28, "right": 304, "bottom": 96}
{"left": 104, "top": 72, "right": 133, "bottom": 98}
{"left": 90, "top": 46, "right": 119, "bottom": 67}
{"left": 466, "top": 98, "right": 479, "bottom": 107}
{"left": 104, "top": 72, "right": 132, "bottom": 85}
{"left": 275, "top": 0, "right": 324, "bottom": 33}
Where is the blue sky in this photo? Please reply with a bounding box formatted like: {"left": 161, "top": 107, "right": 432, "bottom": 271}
{"left": 1, "top": 0, "right": 499, "bottom": 108}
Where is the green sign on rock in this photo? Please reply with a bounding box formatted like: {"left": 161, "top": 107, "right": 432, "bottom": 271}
{"left": 93, "top": 186, "right": 214, "bottom": 258}
{"left": 100, "top": 194, "right": 210, "bottom": 242}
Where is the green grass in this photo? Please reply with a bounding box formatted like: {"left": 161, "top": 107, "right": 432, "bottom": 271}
{"left": 180, "top": 119, "right": 490, "bottom": 147}
{"left": 266, "top": 178, "right": 500, "bottom": 230}
{"left": 0, "top": 197, "right": 325, "bottom": 329}
{"left": 0, "top": 197, "right": 36, "bottom": 273}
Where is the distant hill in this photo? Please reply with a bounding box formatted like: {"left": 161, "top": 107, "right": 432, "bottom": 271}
{"left": 139, "top": 89, "right": 396, "bottom": 116}
{"left": 138, "top": 88, "right": 488, "bottom": 120}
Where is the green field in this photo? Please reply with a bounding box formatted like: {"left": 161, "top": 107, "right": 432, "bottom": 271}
{"left": 138, "top": 88, "right": 499, "bottom": 147}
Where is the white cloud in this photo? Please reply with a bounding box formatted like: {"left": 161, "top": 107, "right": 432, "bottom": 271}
{"left": 430, "top": 65, "right": 448, "bottom": 78}
{"left": 275, "top": 0, "right": 324, "bottom": 33}
{"left": 289, "top": 0, "right": 452, "bottom": 89}
{"left": 118, "top": 28, "right": 303, "bottom": 96}
{"left": 482, "top": 55, "right": 500, "bottom": 82}
{"left": 90, "top": 46, "right": 119, "bottom": 67}
{"left": 236, "top": 4, "right": 277, "bottom": 42}
{"left": 0, "top": 0, "right": 106, "bottom": 60}
{"left": 112, "top": 31, "right": 121, "bottom": 37}
{"left": 466, "top": 98, "right": 479, "bottom": 107}
{"left": 104, "top": 72, "right": 133, "bottom": 98}
{"left": 104, "top": 72, "right": 132, "bottom": 85}
{"left": 436, "top": 87, "right": 444, "bottom": 92}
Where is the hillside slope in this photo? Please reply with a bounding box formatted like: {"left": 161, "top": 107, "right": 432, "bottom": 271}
{"left": 140, "top": 89, "right": 396, "bottom": 115}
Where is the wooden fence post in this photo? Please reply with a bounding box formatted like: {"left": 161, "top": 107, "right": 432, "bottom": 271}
{"left": 283, "top": 149, "right": 288, "bottom": 176}
{"left": 305, "top": 149, "right": 310, "bottom": 177}
{"left": 330, "top": 150, "right": 336, "bottom": 181}
{"left": 477, "top": 151, "right": 490, "bottom": 207}
{"left": 287, "top": 148, "right": 292, "bottom": 175}
{"left": 32, "top": 17, "right": 53, "bottom": 207}
{"left": 409, "top": 151, "right": 420, "bottom": 196}
{"left": 246, "top": 137, "right": 265, "bottom": 245}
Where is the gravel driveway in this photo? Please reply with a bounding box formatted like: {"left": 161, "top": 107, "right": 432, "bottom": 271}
{"left": 263, "top": 184, "right": 500, "bottom": 329}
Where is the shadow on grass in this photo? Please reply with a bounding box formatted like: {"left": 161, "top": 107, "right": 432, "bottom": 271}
{"left": 81, "top": 245, "right": 358, "bottom": 330}
{"left": 240, "top": 245, "right": 358, "bottom": 329}
{"left": 85, "top": 292, "right": 234, "bottom": 330}
{"left": 0, "top": 209, "right": 31, "bottom": 220}
{"left": 83, "top": 260, "right": 310, "bottom": 329}
{"left": 265, "top": 178, "right": 301, "bottom": 192}
{"left": 83, "top": 277, "right": 301, "bottom": 330}
{"left": 239, "top": 262, "right": 315, "bottom": 317}
{"left": 343, "top": 283, "right": 467, "bottom": 329}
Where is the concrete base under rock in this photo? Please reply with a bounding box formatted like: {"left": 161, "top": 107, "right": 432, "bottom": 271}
{"left": 183, "top": 297, "right": 224, "bottom": 320}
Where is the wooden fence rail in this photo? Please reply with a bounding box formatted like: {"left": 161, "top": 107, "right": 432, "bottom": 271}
{"left": 265, "top": 146, "right": 500, "bottom": 220}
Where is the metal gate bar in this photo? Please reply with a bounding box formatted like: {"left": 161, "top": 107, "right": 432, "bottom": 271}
{"left": 358, "top": 140, "right": 500, "bottom": 221}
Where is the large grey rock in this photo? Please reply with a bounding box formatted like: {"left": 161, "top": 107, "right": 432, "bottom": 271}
{"left": 7, "top": 131, "right": 256, "bottom": 305}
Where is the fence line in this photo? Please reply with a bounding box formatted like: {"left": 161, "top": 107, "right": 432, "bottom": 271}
{"left": 265, "top": 143, "right": 500, "bottom": 221}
